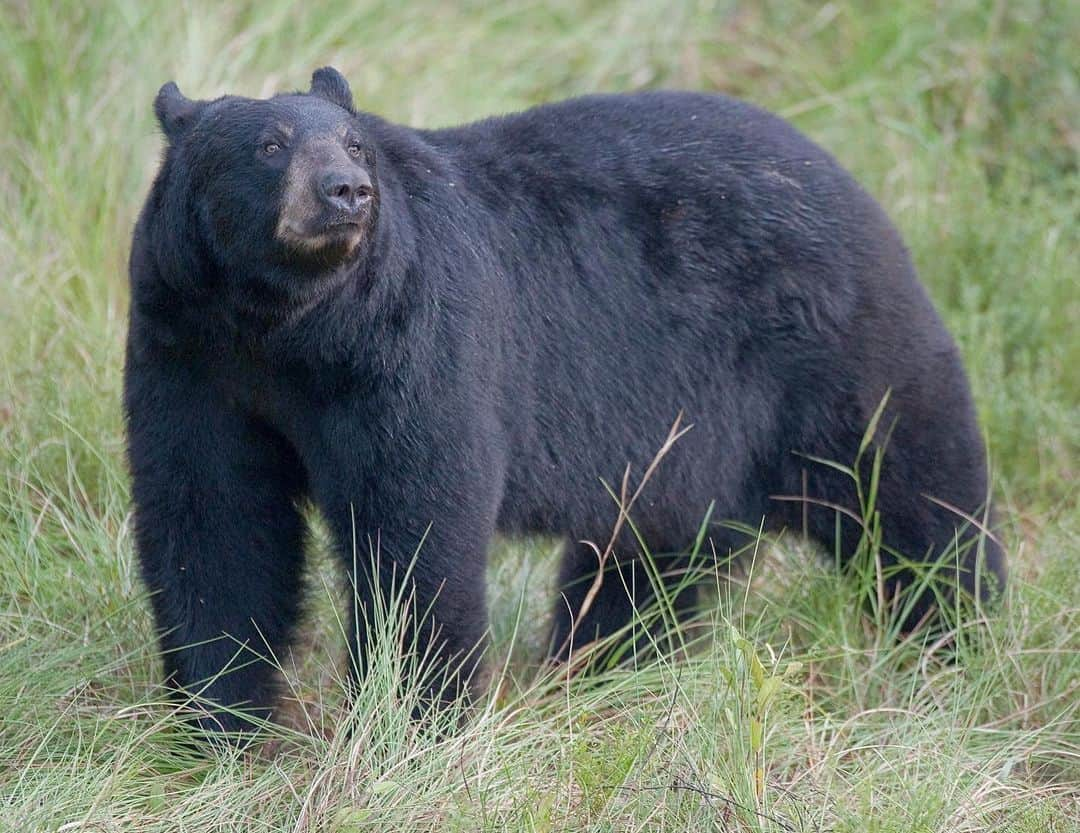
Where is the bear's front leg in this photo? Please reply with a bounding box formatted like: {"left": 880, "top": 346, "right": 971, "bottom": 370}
{"left": 125, "top": 351, "right": 307, "bottom": 738}
{"left": 315, "top": 455, "right": 496, "bottom": 717}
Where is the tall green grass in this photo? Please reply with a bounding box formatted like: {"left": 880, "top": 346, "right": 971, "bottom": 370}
{"left": 1, "top": 1, "right": 1077, "bottom": 830}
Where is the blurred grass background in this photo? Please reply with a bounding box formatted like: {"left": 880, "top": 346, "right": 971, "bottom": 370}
{"left": 1, "top": 1, "right": 1077, "bottom": 831}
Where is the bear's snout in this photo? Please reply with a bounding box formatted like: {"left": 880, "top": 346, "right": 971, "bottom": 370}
{"left": 273, "top": 138, "right": 374, "bottom": 260}
{"left": 319, "top": 167, "right": 372, "bottom": 215}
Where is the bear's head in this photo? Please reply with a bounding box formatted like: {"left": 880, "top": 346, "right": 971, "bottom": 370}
{"left": 152, "top": 67, "right": 379, "bottom": 285}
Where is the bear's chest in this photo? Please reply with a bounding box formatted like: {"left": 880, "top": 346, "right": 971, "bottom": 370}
{"left": 208, "top": 340, "right": 321, "bottom": 439}
{"left": 204, "top": 330, "right": 383, "bottom": 460}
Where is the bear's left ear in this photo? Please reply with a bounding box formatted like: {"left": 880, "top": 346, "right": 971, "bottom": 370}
{"left": 309, "top": 66, "right": 355, "bottom": 114}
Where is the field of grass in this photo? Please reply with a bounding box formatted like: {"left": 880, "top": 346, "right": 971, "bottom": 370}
{"left": 1, "top": 0, "right": 1078, "bottom": 830}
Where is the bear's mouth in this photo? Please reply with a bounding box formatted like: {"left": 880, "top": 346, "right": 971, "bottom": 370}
{"left": 316, "top": 208, "right": 366, "bottom": 239}
{"left": 275, "top": 218, "right": 363, "bottom": 267}
{"left": 320, "top": 218, "right": 363, "bottom": 244}
{"left": 275, "top": 196, "right": 370, "bottom": 267}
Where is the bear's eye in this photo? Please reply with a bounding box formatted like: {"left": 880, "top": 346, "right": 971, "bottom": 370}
{"left": 263, "top": 142, "right": 281, "bottom": 156}
{"left": 347, "top": 143, "right": 362, "bottom": 158}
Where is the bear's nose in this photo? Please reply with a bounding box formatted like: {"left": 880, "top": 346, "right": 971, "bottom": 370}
{"left": 319, "top": 168, "right": 373, "bottom": 213}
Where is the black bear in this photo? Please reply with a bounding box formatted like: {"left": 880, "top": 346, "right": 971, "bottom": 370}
{"left": 125, "top": 67, "right": 1004, "bottom": 736}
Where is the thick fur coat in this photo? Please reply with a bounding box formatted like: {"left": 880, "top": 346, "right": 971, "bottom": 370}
{"left": 125, "top": 68, "right": 1004, "bottom": 736}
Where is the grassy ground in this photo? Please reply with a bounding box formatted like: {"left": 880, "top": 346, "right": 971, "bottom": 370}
{"left": 1, "top": 0, "right": 1078, "bottom": 830}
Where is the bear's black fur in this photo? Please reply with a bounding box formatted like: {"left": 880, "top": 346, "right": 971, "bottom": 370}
{"left": 125, "top": 67, "right": 1004, "bottom": 736}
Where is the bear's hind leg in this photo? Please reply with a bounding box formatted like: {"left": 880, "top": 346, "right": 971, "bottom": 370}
{"left": 793, "top": 420, "right": 1006, "bottom": 632}
{"left": 549, "top": 536, "right": 700, "bottom": 665}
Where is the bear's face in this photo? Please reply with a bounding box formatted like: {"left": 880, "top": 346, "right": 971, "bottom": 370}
{"left": 154, "top": 68, "right": 378, "bottom": 278}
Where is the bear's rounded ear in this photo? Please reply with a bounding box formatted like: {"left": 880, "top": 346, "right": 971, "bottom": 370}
{"left": 154, "top": 81, "right": 204, "bottom": 141}
{"left": 309, "top": 66, "right": 355, "bottom": 114}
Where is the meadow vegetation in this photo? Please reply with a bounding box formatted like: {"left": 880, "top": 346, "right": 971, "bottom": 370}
{"left": 1, "top": 1, "right": 1077, "bottom": 830}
